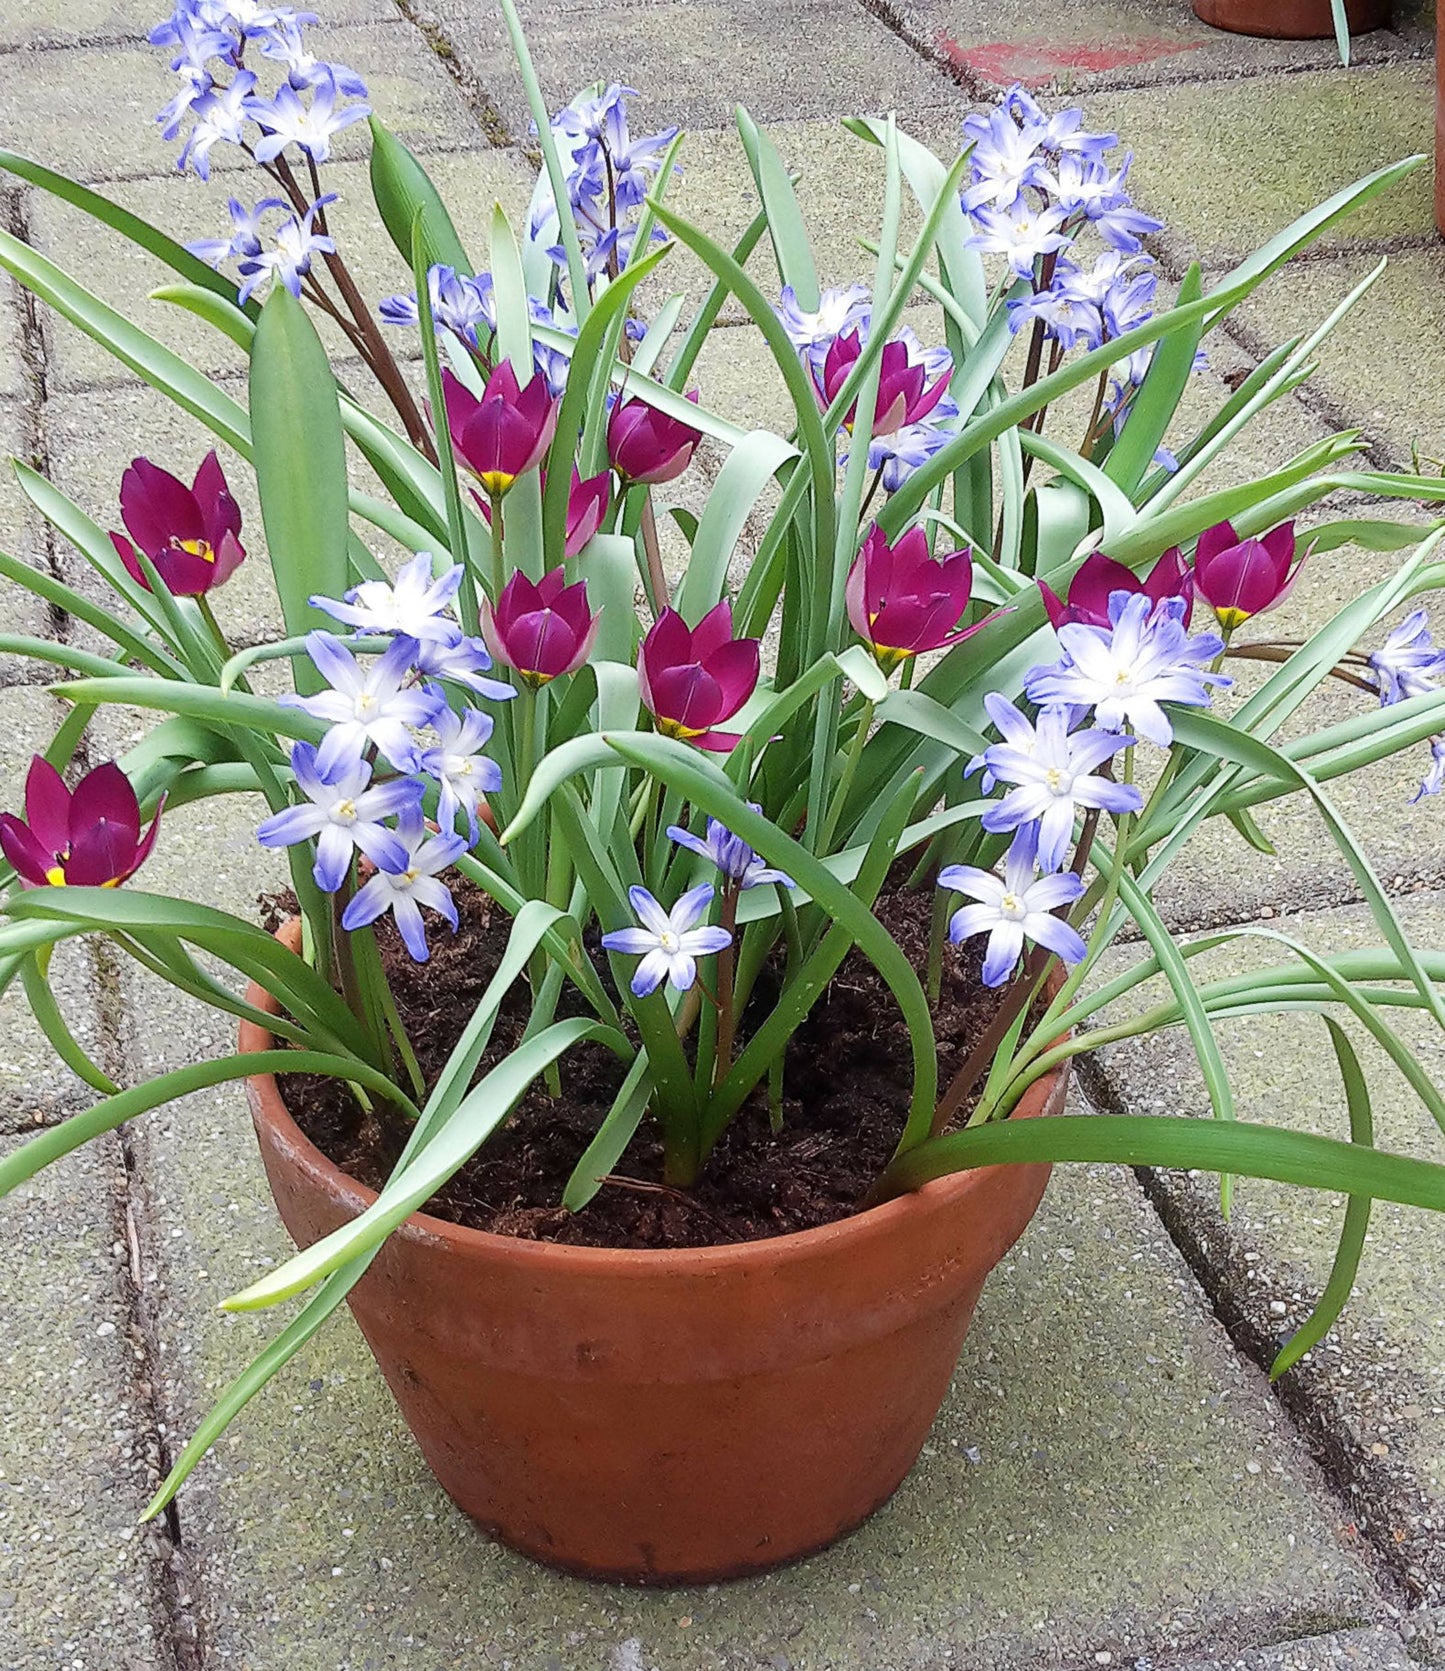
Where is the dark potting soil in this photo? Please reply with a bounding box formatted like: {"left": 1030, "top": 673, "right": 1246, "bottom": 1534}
{"left": 272, "top": 881, "right": 1007, "bottom": 1250}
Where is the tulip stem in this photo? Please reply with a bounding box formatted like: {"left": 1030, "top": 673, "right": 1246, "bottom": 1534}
{"left": 817, "top": 697, "right": 874, "bottom": 854}
{"left": 712, "top": 886, "right": 740, "bottom": 1090}
{"left": 488, "top": 492, "right": 506, "bottom": 601}
{"left": 638, "top": 493, "right": 669, "bottom": 617}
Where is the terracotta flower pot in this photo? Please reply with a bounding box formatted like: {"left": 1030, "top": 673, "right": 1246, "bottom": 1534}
{"left": 1192, "top": 0, "right": 1389, "bottom": 37}
{"left": 240, "top": 932, "right": 1066, "bottom": 1584}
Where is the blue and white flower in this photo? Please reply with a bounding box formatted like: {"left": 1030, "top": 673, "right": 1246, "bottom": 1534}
{"left": 775, "top": 283, "right": 871, "bottom": 365}
{"left": 966, "top": 200, "right": 1071, "bottom": 279}
{"left": 379, "top": 266, "right": 496, "bottom": 348}
{"left": 256, "top": 740, "right": 419, "bottom": 890}
{"left": 341, "top": 804, "right": 466, "bottom": 963}
{"left": 412, "top": 634, "right": 516, "bottom": 702}
{"left": 1412, "top": 735, "right": 1445, "bottom": 803}
{"left": 177, "top": 70, "right": 256, "bottom": 177}
{"left": 416, "top": 706, "right": 501, "bottom": 843}
{"left": 1026, "top": 591, "right": 1229, "bottom": 748}
{"left": 601, "top": 884, "right": 734, "bottom": 998}
{"left": 246, "top": 66, "right": 369, "bottom": 164}
{"left": 236, "top": 195, "right": 335, "bottom": 300}
{"left": 256, "top": 20, "right": 367, "bottom": 94}
{"left": 939, "top": 825, "right": 1087, "bottom": 987}
{"left": 311, "top": 554, "right": 464, "bottom": 644}
{"left": 666, "top": 812, "right": 794, "bottom": 891}
{"left": 281, "top": 631, "right": 442, "bottom": 771}
{"left": 1368, "top": 610, "right": 1445, "bottom": 706}
{"left": 973, "top": 695, "right": 1144, "bottom": 871}
{"left": 187, "top": 194, "right": 287, "bottom": 266}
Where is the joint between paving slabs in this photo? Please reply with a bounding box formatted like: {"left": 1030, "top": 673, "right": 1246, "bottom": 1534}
{"left": 84, "top": 926, "right": 208, "bottom": 1671}
{"left": 387, "top": 0, "right": 525, "bottom": 154}
{"left": 1075, "top": 1054, "right": 1439, "bottom": 1612}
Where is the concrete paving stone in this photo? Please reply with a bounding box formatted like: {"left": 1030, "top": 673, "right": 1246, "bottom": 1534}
{"left": 878, "top": 0, "right": 1431, "bottom": 96}
{"left": 1079, "top": 64, "right": 1435, "bottom": 272}
{"left": 0, "top": 1131, "right": 173, "bottom": 1670}
{"left": 0, "top": 274, "right": 24, "bottom": 404}
{"left": 1170, "top": 1623, "right": 1412, "bottom": 1669}
{"left": 28, "top": 146, "right": 535, "bottom": 391}
{"left": 1235, "top": 247, "right": 1445, "bottom": 473}
{"left": 424, "top": 0, "right": 959, "bottom": 142}
{"left": 0, "top": 0, "right": 395, "bottom": 49}
{"left": 0, "top": 23, "right": 486, "bottom": 188}
{"left": 1087, "top": 888, "right": 1445, "bottom": 1602}
{"left": 0, "top": 683, "right": 110, "bottom": 1122}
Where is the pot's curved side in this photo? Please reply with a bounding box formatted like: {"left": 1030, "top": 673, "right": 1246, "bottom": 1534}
{"left": 243, "top": 939, "right": 1066, "bottom": 1584}
{"left": 1192, "top": 0, "right": 1388, "bottom": 35}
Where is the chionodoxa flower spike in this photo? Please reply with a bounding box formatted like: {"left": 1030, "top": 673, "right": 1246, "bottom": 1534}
{"left": 0, "top": 757, "right": 163, "bottom": 889}
{"left": 638, "top": 601, "right": 760, "bottom": 752}
{"left": 109, "top": 451, "right": 246, "bottom": 596}
{"left": 440, "top": 364, "right": 559, "bottom": 498}
{"left": 601, "top": 884, "right": 734, "bottom": 997}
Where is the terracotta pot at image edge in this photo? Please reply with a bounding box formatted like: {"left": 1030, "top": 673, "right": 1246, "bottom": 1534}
{"left": 241, "top": 924, "right": 1066, "bottom": 1584}
{"left": 1192, "top": 0, "right": 1389, "bottom": 36}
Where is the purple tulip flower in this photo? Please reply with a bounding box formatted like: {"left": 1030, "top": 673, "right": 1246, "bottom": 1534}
{"left": 846, "top": 524, "right": 987, "bottom": 671}
{"left": 480, "top": 567, "right": 601, "bottom": 687}
{"left": 606, "top": 391, "right": 702, "bottom": 486}
{"left": 441, "top": 364, "right": 558, "bottom": 498}
{"left": 109, "top": 452, "right": 245, "bottom": 596}
{"left": 0, "top": 757, "right": 163, "bottom": 889}
{"left": 1191, "top": 519, "right": 1302, "bottom": 633}
{"left": 1040, "top": 546, "right": 1193, "bottom": 633}
{"left": 813, "top": 328, "right": 951, "bottom": 437}
{"left": 638, "top": 601, "right": 760, "bottom": 752}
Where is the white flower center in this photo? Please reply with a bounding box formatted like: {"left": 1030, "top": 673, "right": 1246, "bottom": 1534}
{"left": 999, "top": 892, "right": 1026, "bottom": 919}
{"left": 355, "top": 692, "right": 378, "bottom": 717}
{"left": 333, "top": 798, "right": 357, "bottom": 825}
{"left": 658, "top": 930, "right": 680, "bottom": 953}
{"left": 1044, "top": 766, "right": 1068, "bottom": 794}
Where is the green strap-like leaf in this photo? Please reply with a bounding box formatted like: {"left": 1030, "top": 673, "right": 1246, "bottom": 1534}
{"left": 249, "top": 288, "right": 351, "bottom": 694}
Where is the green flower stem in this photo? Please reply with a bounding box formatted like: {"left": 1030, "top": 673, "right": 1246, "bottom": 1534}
{"left": 712, "top": 884, "right": 741, "bottom": 1089}
{"left": 488, "top": 491, "right": 506, "bottom": 601}
{"left": 817, "top": 696, "right": 874, "bottom": 854}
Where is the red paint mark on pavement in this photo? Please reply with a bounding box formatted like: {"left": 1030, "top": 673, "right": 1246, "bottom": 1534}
{"left": 940, "top": 34, "right": 1204, "bottom": 89}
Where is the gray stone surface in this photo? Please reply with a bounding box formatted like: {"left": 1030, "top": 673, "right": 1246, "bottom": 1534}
{"left": 0, "top": 23, "right": 485, "bottom": 186}
{"left": 1170, "top": 1624, "right": 1412, "bottom": 1670}
{"left": 0, "top": 0, "right": 394, "bottom": 49}
{"left": 424, "top": 0, "right": 959, "bottom": 139}
{"left": 1083, "top": 64, "right": 1436, "bottom": 268}
{"left": 1236, "top": 247, "right": 1445, "bottom": 471}
{"left": 0, "top": 398, "right": 62, "bottom": 688}
{"left": 878, "top": 0, "right": 1431, "bottom": 94}
{"left": 0, "top": 1132, "right": 174, "bottom": 1670}
{"left": 1088, "top": 890, "right": 1445, "bottom": 1603}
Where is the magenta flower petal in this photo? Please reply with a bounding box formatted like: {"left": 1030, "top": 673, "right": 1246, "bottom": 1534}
{"left": 23, "top": 755, "right": 73, "bottom": 855}
{"left": 0, "top": 811, "right": 55, "bottom": 885}
{"left": 638, "top": 602, "right": 760, "bottom": 746}
{"left": 68, "top": 761, "right": 140, "bottom": 844}
{"left": 121, "top": 457, "right": 204, "bottom": 554}
{"left": 846, "top": 521, "right": 976, "bottom": 664}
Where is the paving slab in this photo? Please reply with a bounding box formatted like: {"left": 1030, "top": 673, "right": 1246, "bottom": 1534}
{"left": 423, "top": 0, "right": 958, "bottom": 141}
{"left": 28, "top": 146, "right": 535, "bottom": 391}
{"left": 0, "top": 0, "right": 395, "bottom": 49}
{"left": 0, "top": 22, "right": 487, "bottom": 187}
{"left": 1170, "top": 1623, "right": 1412, "bottom": 1669}
{"left": 1081, "top": 63, "right": 1436, "bottom": 270}
{"left": 0, "top": 1131, "right": 174, "bottom": 1670}
{"left": 1235, "top": 246, "right": 1445, "bottom": 472}
{"left": 879, "top": 0, "right": 1431, "bottom": 95}
{"left": 1088, "top": 889, "right": 1445, "bottom": 1604}
{"left": 0, "top": 274, "right": 24, "bottom": 405}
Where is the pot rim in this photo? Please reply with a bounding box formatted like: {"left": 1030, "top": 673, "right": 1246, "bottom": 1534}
{"left": 243, "top": 920, "right": 1067, "bottom": 1276}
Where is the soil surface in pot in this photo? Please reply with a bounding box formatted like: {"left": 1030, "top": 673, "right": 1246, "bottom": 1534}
{"left": 267, "top": 881, "right": 1010, "bottom": 1251}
